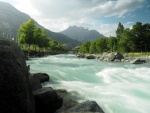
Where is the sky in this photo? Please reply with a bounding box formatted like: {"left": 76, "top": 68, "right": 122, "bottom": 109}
{"left": 0, "top": 0, "right": 150, "bottom": 37}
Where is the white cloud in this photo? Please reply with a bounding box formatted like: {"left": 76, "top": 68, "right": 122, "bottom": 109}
{"left": 27, "top": 0, "right": 145, "bottom": 19}
{"left": 25, "top": 0, "right": 145, "bottom": 36}
{"left": 97, "top": 24, "right": 118, "bottom": 37}
{"left": 126, "top": 22, "right": 135, "bottom": 25}
{"left": 0, "top": 0, "right": 147, "bottom": 36}
{"left": 86, "top": 0, "right": 145, "bottom": 18}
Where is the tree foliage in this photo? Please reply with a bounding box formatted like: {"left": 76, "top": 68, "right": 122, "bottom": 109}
{"left": 78, "top": 22, "right": 150, "bottom": 54}
{"left": 116, "top": 22, "right": 124, "bottom": 41}
{"left": 79, "top": 41, "right": 91, "bottom": 53}
{"left": 19, "top": 19, "right": 35, "bottom": 49}
{"left": 89, "top": 41, "right": 97, "bottom": 54}
{"left": 18, "top": 19, "right": 67, "bottom": 53}
{"left": 95, "top": 38, "right": 108, "bottom": 53}
{"left": 107, "top": 36, "right": 117, "bottom": 52}
{"left": 79, "top": 38, "right": 108, "bottom": 54}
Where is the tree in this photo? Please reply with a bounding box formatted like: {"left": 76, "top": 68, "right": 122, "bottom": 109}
{"left": 34, "top": 28, "right": 48, "bottom": 51}
{"left": 43, "top": 37, "right": 50, "bottom": 50}
{"left": 79, "top": 41, "right": 91, "bottom": 53}
{"left": 89, "top": 41, "right": 97, "bottom": 53}
{"left": 33, "top": 26, "right": 42, "bottom": 51}
{"left": 142, "top": 23, "right": 150, "bottom": 51}
{"left": 18, "top": 19, "right": 35, "bottom": 50}
{"left": 116, "top": 22, "right": 124, "bottom": 40}
{"left": 107, "top": 36, "right": 117, "bottom": 52}
{"left": 49, "top": 40, "right": 58, "bottom": 52}
{"left": 49, "top": 40, "right": 66, "bottom": 53}
{"left": 116, "top": 28, "right": 134, "bottom": 52}
{"left": 18, "top": 33, "right": 25, "bottom": 49}
{"left": 116, "top": 22, "right": 124, "bottom": 51}
{"left": 95, "top": 38, "right": 107, "bottom": 53}
{"left": 131, "top": 22, "right": 148, "bottom": 52}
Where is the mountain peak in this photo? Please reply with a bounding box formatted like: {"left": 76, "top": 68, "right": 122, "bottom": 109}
{"left": 60, "top": 26, "right": 105, "bottom": 42}
{"left": 69, "top": 26, "right": 89, "bottom": 30}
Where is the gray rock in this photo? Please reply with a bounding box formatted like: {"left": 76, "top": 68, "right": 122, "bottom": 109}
{"left": 29, "top": 76, "right": 42, "bottom": 91}
{"left": 85, "top": 55, "right": 95, "bottom": 59}
{"left": 55, "top": 89, "right": 79, "bottom": 113}
{"left": 77, "top": 54, "right": 85, "bottom": 58}
{"left": 114, "top": 52, "right": 124, "bottom": 61}
{"left": 107, "top": 52, "right": 116, "bottom": 61}
{"left": 66, "top": 101, "right": 104, "bottom": 113}
{"left": 130, "top": 58, "right": 146, "bottom": 64}
{"left": 33, "top": 87, "right": 63, "bottom": 113}
{"left": 0, "top": 39, "right": 35, "bottom": 113}
{"left": 99, "top": 52, "right": 124, "bottom": 62}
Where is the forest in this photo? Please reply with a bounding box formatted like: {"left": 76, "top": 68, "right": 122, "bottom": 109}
{"left": 78, "top": 22, "right": 150, "bottom": 54}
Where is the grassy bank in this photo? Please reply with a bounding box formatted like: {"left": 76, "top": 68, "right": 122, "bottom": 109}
{"left": 124, "top": 52, "right": 150, "bottom": 58}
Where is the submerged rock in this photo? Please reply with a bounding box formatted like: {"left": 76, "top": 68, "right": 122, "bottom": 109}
{"left": 66, "top": 100, "right": 104, "bottom": 113}
{"left": 55, "top": 89, "right": 79, "bottom": 113}
{"left": 130, "top": 58, "right": 146, "bottom": 64}
{"left": 0, "top": 39, "right": 35, "bottom": 113}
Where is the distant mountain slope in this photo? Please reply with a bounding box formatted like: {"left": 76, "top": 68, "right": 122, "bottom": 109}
{"left": 46, "top": 29, "right": 81, "bottom": 49}
{"left": 60, "top": 26, "right": 105, "bottom": 42}
{"left": 0, "top": 1, "right": 81, "bottom": 49}
{"left": 0, "top": 1, "right": 30, "bottom": 37}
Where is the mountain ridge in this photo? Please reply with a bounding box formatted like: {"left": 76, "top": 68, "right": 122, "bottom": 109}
{"left": 60, "top": 26, "right": 105, "bottom": 42}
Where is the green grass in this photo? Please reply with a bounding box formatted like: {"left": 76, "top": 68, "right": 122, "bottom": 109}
{"left": 124, "top": 52, "right": 150, "bottom": 58}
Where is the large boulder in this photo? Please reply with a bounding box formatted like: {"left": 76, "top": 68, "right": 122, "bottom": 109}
{"left": 0, "top": 39, "right": 35, "bottom": 113}
{"left": 30, "top": 73, "right": 50, "bottom": 83}
{"left": 98, "top": 52, "right": 108, "bottom": 61}
{"left": 99, "top": 52, "right": 124, "bottom": 61}
{"left": 33, "top": 87, "right": 63, "bottom": 113}
{"left": 107, "top": 52, "right": 116, "bottom": 61}
{"left": 29, "top": 76, "right": 42, "bottom": 91}
{"left": 114, "top": 52, "right": 124, "bottom": 61}
{"left": 66, "top": 101, "right": 104, "bottom": 113}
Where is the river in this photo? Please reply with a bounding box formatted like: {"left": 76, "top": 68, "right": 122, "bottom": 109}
{"left": 27, "top": 54, "right": 150, "bottom": 113}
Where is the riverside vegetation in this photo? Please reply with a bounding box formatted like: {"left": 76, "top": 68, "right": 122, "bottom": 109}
{"left": 18, "top": 19, "right": 67, "bottom": 56}
{"left": 72, "top": 22, "right": 150, "bottom": 56}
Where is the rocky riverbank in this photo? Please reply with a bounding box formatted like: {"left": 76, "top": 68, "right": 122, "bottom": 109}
{"left": 77, "top": 52, "right": 147, "bottom": 64}
{"left": 0, "top": 39, "right": 105, "bottom": 113}
{"left": 77, "top": 52, "right": 127, "bottom": 61}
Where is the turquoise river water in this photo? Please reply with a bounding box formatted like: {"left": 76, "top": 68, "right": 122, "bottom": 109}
{"left": 27, "top": 54, "right": 150, "bottom": 113}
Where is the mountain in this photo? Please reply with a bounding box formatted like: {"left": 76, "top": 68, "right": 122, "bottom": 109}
{"left": 0, "top": 1, "right": 81, "bottom": 49}
{"left": 60, "top": 26, "right": 105, "bottom": 42}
